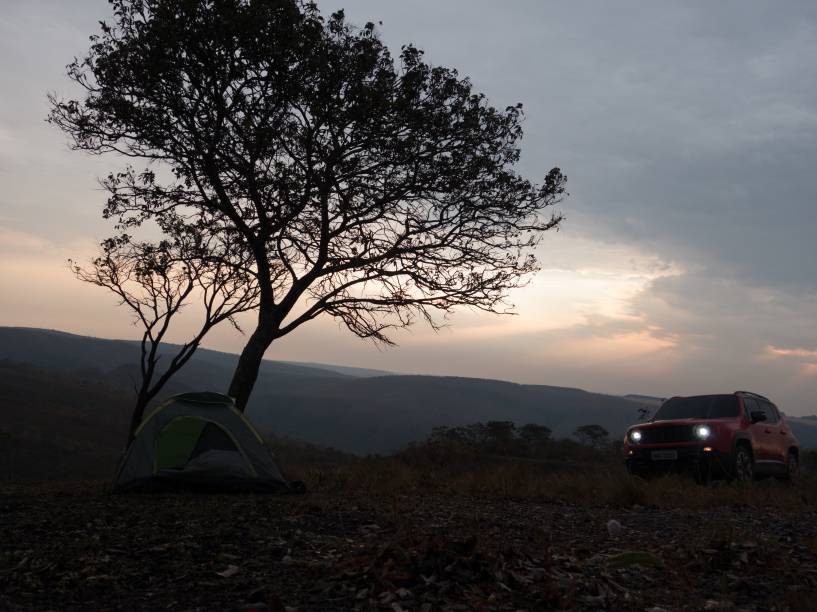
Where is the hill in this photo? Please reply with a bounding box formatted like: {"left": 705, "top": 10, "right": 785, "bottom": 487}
{"left": 3, "top": 326, "right": 815, "bottom": 481}
{"left": 786, "top": 416, "right": 817, "bottom": 449}
{"left": 0, "top": 327, "right": 353, "bottom": 383}
{"left": 0, "top": 361, "right": 128, "bottom": 480}
{"left": 622, "top": 394, "right": 664, "bottom": 406}
{"left": 0, "top": 327, "right": 650, "bottom": 452}
{"left": 245, "top": 375, "right": 641, "bottom": 453}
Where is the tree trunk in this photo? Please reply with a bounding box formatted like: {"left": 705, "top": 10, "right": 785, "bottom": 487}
{"left": 126, "top": 394, "right": 150, "bottom": 448}
{"left": 228, "top": 321, "right": 277, "bottom": 412}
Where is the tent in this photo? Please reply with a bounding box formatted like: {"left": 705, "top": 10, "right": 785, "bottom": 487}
{"left": 113, "top": 392, "right": 290, "bottom": 492}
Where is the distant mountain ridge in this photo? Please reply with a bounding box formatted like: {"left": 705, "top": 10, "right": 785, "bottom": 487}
{"left": 0, "top": 327, "right": 375, "bottom": 380}
{"left": 2, "top": 327, "right": 815, "bottom": 457}
{"left": 622, "top": 394, "right": 665, "bottom": 406}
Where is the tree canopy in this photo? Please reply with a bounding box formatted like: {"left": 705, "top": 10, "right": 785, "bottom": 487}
{"left": 50, "top": 0, "right": 567, "bottom": 410}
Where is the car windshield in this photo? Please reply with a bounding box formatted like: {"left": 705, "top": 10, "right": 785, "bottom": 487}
{"left": 653, "top": 395, "right": 739, "bottom": 420}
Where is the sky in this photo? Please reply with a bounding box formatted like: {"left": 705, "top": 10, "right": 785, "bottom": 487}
{"left": 2, "top": 1, "right": 817, "bottom": 413}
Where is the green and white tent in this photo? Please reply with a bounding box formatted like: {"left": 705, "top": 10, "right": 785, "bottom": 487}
{"left": 113, "top": 392, "right": 289, "bottom": 492}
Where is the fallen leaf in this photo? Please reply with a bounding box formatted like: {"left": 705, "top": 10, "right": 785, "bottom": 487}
{"left": 216, "top": 564, "right": 240, "bottom": 578}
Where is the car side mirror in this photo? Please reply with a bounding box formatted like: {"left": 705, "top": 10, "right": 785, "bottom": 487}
{"left": 750, "top": 410, "right": 767, "bottom": 424}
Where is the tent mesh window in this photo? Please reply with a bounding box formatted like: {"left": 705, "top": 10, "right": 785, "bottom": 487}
{"left": 190, "top": 422, "right": 240, "bottom": 459}
{"left": 156, "top": 417, "right": 239, "bottom": 471}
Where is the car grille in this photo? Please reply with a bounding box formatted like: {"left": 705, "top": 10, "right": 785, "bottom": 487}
{"left": 639, "top": 425, "right": 696, "bottom": 444}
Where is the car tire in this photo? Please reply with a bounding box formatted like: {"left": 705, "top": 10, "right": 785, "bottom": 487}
{"left": 778, "top": 452, "right": 798, "bottom": 483}
{"left": 733, "top": 446, "right": 754, "bottom": 483}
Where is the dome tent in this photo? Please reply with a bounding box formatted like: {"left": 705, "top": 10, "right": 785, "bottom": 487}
{"left": 113, "top": 392, "right": 290, "bottom": 492}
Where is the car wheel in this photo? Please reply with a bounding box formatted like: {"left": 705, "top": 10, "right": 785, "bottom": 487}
{"left": 733, "top": 446, "right": 754, "bottom": 483}
{"left": 779, "top": 452, "right": 798, "bottom": 483}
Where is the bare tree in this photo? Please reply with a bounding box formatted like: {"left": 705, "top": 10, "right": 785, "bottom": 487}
{"left": 573, "top": 424, "right": 610, "bottom": 450}
{"left": 72, "top": 228, "right": 258, "bottom": 444}
{"left": 50, "top": 0, "right": 567, "bottom": 411}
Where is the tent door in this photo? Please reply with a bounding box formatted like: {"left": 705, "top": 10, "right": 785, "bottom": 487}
{"left": 154, "top": 417, "right": 256, "bottom": 476}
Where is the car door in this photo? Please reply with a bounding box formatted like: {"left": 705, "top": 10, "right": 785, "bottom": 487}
{"left": 742, "top": 397, "right": 770, "bottom": 461}
{"left": 759, "top": 401, "right": 785, "bottom": 463}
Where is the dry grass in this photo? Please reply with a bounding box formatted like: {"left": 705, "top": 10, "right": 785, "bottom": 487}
{"left": 293, "top": 455, "right": 817, "bottom": 510}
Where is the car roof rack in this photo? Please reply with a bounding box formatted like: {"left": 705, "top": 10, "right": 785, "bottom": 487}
{"left": 734, "top": 390, "right": 771, "bottom": 402}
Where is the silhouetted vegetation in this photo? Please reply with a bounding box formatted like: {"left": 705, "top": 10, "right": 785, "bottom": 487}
{"left": 573, "top": 423, "right": 610, "bottom": 449}
{"left": 397, "top": 421, "right": 616, "bottom": 471}
{"left": 70, "top": 232, "right": 259, "bottom": 444}
{"left": 48, "top": 0, "right": 566, "bottom": 412}
{"left": 7, "top": 330, "right": 817, "bottom": 464}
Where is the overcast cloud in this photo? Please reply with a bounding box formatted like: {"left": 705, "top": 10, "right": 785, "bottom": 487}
{"left": 2, "top": 1, "right": 817, "bottom": 413}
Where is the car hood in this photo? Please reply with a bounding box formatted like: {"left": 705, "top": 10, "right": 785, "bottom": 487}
{"left": 628, "top": 419, "right": 718, "bottom": 431}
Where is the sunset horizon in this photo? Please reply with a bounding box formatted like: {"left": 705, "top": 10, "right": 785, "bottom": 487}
{"left": 3, "top": 1, "right": 817, "bottom": 415}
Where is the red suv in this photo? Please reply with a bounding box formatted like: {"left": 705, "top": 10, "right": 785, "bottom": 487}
{"left": 623, "top": 391, "right": 799, "bottom": 482}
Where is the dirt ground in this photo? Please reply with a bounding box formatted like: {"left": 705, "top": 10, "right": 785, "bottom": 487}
{"left": 2, "top": 480, "right": 817, "bottom": 611}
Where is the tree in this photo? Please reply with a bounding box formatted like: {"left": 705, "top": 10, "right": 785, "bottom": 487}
{"left": 429, "top": 426, "right": 469, "bottom": 443}
{"left": 49, "top": 0, "right": 567, "bottom": 411}
{"left": 481, "top": 420, "right": 517, "bottom": 453}
{"left": 518, "top": 423, "right": 552, "bottom": 456}
{"left": 573, "top": 424, "right": 610, "bottom": 450}
{"left": 71, "top": 228, "right": 258, "bottom": 444}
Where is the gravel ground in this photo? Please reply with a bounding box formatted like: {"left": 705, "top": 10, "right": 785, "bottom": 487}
{"left": 2, "top": 481, "right": 817, "bottom": 611}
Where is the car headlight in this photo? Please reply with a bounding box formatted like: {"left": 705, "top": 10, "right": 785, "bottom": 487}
{"left": 629, "top": 430, "right": 642, "bottom": 443}
{"left": 695, "top": 425, "right": 711, "bottom": 440}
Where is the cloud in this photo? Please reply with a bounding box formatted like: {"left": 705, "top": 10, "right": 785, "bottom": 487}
{"left": 767, "top": 346, "right": 817, "bottom": 360}
{"left": 0, "top": 224, "right": 204, "bottom": 344}
{"left": 3, "top": 0, "right": 817, "bottom": 414}
{"left": 0, "top": 226, "right": 53, "bottom": 254}
{"left": 612, "top": 270, "right": 817, "bottom": 410}
{"left": 320, "top": 1, "right": 817, "bottom": 315}
{"left": 765, "top": 345, "right": 817, "bottom": 379}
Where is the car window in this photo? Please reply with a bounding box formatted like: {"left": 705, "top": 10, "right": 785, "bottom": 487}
{"left": 742, "top": 396, "right": 759, "bottom": 420}
{"left": 708, "top": 396, "right": 741, "bottom": 418}
{"left": 760, "top": 400, "right": 779, "bottom": 424}
{"left": 654, "top": 395, "right": 739, "bottom": 420}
